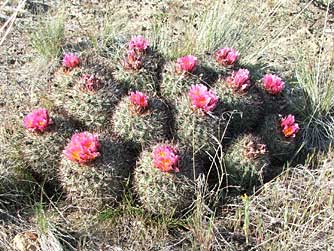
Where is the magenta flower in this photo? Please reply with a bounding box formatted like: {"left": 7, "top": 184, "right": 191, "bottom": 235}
{"left": 215, "top": 47, "right": 239, "bottom": 66}
{"left": 188, "top": 84, "right": 219, "bottom": 113}
{"left": 176, "top": 55, "right": 197, "bottom": 73}
{"left": 129, "top": 91, "right": 148, "bottom": 109}
{"left": 262, "top": 74, "right": 285, "bottom": 95}
{"left": 129, "top": 35, "right": 149, "bottom": 53}
{"left": 23, "top": 108, "right": 53, "bottom": 132}
{"left": 82, "top": 74, "right": 101, "bottom": 91}
{"left": 281, "top": 114, "right": 295, "bottom": 128}
{"left": 226, "top": 69, "right": 251, "bottom": 91}
{"left": 152, "top": 145, "right": 180, "bottom": 172}
{"left": 280, "top": 115, "right": 299, "bottom": 138}
{"left": 62, "top": 53, "right": 80, "bottom": 69}
{"left": 63, "top": 132, "right": 100, "bottom": 164}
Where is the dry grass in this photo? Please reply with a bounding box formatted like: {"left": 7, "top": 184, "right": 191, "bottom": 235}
{"left": 293, "top": 14, "right": 334, "bottom": 152}
{"left": 221, "top": 152, "right": 334, "bottom": 250}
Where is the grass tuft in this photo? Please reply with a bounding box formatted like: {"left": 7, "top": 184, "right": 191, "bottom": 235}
{"left": 149, "top": 0, "right": 285, "bottom": 62}
{"left": 30, "top": 13, "right": 65, "bottom": 60}
{"left": 293, "top": 14, "right": 334, "bottom": 153}
{"left": 222, "top": 154, "right": 334, "bottom": 250}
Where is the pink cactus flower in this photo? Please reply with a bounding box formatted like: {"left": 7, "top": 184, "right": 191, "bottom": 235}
{"left": 215, "top": 47, "right": 239, "bottom": 66}
{"left": 152, "top": 145, "right": 180, "bottom": 172}
{"left": 129, "top": 35, "right": 149, "bottom": 53}
{"left": 280, "top": 115, "right": 299, "bottom": 138}
{"left": 63, "top": 132, "right": 100, "bottom": 164}
{"left": 262, "top": 74, "right": 285, "bottom": 95}
{"left": 282, "top": 124, "right": 299, "bottom": 138}
{"left": 226, "top": 69, "right": 251, "bottom": 92}
{"left": 188, "top": 84, "right": 219, "bottom": 113}
{"left": 23, "top": 108, "right": 53, "bottom": 132}
{"left": 176, "top": 55, "right": 197, "bottom": 73}
{"left": 281, "top": 114, "right": 295, "bottom": 128}
{"left": 82, "top": 74, "right": 101, "bottom": 91}
{"left": 129, "top": 91, "right": 148, "bottom": 109}
{"left": 62, "top": 53, "right": 80, "bottom": 69}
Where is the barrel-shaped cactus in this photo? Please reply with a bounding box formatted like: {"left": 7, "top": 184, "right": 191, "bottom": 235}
{"left": 112, "top": 92, "right": 170, "bottom": 145}
{"left": 259, "top": 114, "right": 300, "bottom": 163}
{"left": 22, "top": 112, "right": 75, "bottom": 184}
{"left": 160, "top": 60, "right": 217, "bottom": 102}
{"left": 50, "top": 53, "right": 124, "bottom": 130}
{"left": 112, "top": 36, "right": 161, "bottom": 95}
{"left": 113, "top": 59, "right": 160, "bottom": 95}
{"left": 134, "top": 143, "right": 204, "bottom": 216}
{"left": 58, "top": 133, "right": 134, "bottom": 208}
{"left": 224, "top": 134, "right": 270, "bottom": 190}
{"left": 214, "top": 74, "right": 264, "bottom": 134}
{"left": 260, "top": 74, "right": 296, "bottom": 116}
{"left": 175, "top": 85, "right": 229, "bottom": 154}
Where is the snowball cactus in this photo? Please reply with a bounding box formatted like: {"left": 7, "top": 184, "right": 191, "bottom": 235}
{"left": 133, "top": 143, "right": 204, "bottom": 216}
{"left": 113, "top": 92, "right": 170, "bottom": 146}
{"left": 59, "top": 134, "right": 134, "bottom": 209}
{"left": 224, "top": 134, "right": 270, "bottom": 190}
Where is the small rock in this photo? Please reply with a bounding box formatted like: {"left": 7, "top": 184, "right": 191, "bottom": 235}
{"left": 12, "top": 231, "right": 40, "bottom": 251}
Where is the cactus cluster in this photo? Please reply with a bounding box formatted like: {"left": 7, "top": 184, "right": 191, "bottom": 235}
{"left": 1, "top": 34, "right": 303, "bottom": 221}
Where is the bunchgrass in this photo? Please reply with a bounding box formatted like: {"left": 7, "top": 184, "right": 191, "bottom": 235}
{"left": 30, "top": 13, "right": 65, "bottom": 60}
{"left": 35, "top": 203, "right": 69, "bottom": 251}
{"left": 148, "top": 0, "right": 291, "bottom": 63}
{"left": 222, "top": 151, "right": 334, "bottom": 250}
{"left": 293, "top": 8, "right": 334, "bottom": 153}
{"left": 89, "top": 9, "right": 128, "bottom": 52}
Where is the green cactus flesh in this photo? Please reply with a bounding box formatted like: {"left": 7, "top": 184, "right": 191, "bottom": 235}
{"left": 224, "top": 134, "right": 270, "bottom": 189}
{"left": 112, "top": 48, "right": 161, "bottom": 95}
{"left": 134, "top": 145, "right": 204, "bottom": 216}
{"left": 175, "top": 95, "right": 230, "bottom": 154}
{"left": 160, "top": 61, "right": 218, "bottom": 101}
{"left": 214, "top": 79, "right": 264, "bottom": 134}
{"left": 49, "top": 53, "right": 124, "bottom": 130}
{"left": 259, "top": 114, "right": 297, "bottom": 162}
{"left": 113, "top": 96, "right": 170, "bottom": 145}
{"left": 22, "top": 115, "right": 75, "bottom": 183}
{"left": 58, "top": 138, "right": 134, "bottom": 209}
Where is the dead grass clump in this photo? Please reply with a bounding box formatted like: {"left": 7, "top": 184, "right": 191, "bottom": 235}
{"left": 222, "top": 154, "right": 334, "bottom": 250}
